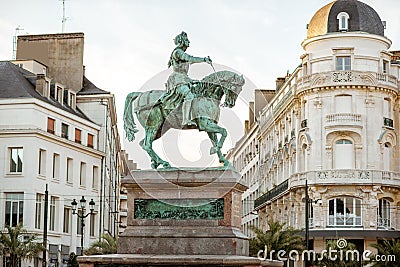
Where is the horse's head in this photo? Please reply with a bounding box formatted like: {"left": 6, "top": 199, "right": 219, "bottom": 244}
{"left": 201, "top": 71, "right": 245, "bottom": 108}
{"left": 221, "top": 72, "right": 245, "bottom": 108}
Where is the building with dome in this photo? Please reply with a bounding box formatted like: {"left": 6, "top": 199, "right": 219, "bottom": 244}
{"left": 228, "top": 0, "right": 400, "bottom": 264}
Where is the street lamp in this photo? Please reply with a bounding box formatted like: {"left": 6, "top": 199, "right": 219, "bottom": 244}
{"left": 304, "top": 180, "right": 321, "bottom": 267}
{"left": 71, "top": 196, "right": 95, "bottom": 255}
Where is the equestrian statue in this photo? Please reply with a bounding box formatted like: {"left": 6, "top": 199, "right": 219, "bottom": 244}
{"left": 123, "top": 32, "right": 245, "bottom": 169}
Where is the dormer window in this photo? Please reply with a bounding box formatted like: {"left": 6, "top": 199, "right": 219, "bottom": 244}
{"left": 69, "top": 92, "right": 76, "bottom": 109}
{"left": 337, "top": 12, "right": 350, "bottom": 32}
{"left": 56, "top": 85, "right": 64, "bottom": 104}
{"left": 63, "top": 89, "right": 69, "bottom": 105}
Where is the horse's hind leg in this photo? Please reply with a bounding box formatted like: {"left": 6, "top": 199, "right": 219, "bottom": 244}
{"left": 140, "top": 127, "right": 171, "bottom": 169}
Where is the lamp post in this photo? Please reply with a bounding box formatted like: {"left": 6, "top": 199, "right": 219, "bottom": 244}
{"left": 305, "top": 180, "right": 309, "bottom": 267}
{"left": 71, "top": 196, "right": 95, "bottom": 255}
{"left": 304, "top": 181, "right": 322, "bottom": 267}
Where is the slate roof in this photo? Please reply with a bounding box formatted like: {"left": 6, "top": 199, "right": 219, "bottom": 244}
{"left": 0, "top": 61, "right": 90, "bottom": 121}
{"left": 307, "top": 0, "right": 384, "bottom": 38}
{"left": 78, "top": 76, "right": 110, "bottom": 95}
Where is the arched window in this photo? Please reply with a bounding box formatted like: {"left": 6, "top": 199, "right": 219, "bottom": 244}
{"left": 337, "top": 12, "right": 350, "bottom": 31}
{"left": 328, "top": 197, "right": 362, "bottom": 226}
{"left": 378, "top": 198, "right": 391, "bottom": 228}
{"left": 334, "top": 139, "right": 354, "bottom": 169}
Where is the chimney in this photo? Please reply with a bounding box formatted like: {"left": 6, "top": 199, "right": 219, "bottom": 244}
{"left": 276, "top": 77, "right": 286, "bottom": 91}
{"left": 36, "top": 74, "right": 48, "bottom": 97}
{"left": 244, "top": 120, "right": 250, "bottom": 134}
{"left": 254, "top": 89, "right": 275, "bottom": 116}
{"left": 249, "top": 101, "right": 255, "bottom": 126}
{"left": 128, "top": 160, "right": 137, "bottom": 171}
{"left": 17, "top": 33, "right": 85, "bottom": 92}
{"left": 391, "top": 50, "right": 400, "bottom": 61}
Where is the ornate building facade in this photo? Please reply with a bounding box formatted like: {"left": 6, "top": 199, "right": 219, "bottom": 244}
{"left": 230, "top": 0, "right": 400, "bottom": 263}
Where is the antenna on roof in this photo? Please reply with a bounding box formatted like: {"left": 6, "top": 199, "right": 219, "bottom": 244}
{"left": 60, "top": 0, "right": 69, "bottom": 33}
{"left": 12, "top": 26, "right": 24, "bottom": 60}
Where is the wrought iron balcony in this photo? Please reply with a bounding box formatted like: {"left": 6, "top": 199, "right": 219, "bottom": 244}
{"left": 254, "top": 179, "right": 289, "bottom": 209}
{"left": 328, "top": 214, "right": 362, "bottom": 227}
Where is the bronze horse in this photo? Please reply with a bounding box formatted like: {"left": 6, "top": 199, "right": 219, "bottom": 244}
{"left": 123, "top": 70, "right": 245, "bottom": 169}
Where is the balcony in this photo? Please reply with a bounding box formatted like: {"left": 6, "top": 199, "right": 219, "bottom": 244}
{"left": 328, "top": 214, "right": 362, "bottom": 227}
{"left": 326, "top": 113, "right": 362, "bottom": 128}
{"left": 254, "top": 179, "right": 289, "bottom": 209}
{"left": 297, "top": 71, "right": 398, "bottom": 91}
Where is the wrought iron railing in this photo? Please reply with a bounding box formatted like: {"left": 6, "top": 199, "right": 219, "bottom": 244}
{"left": 254, "top": 179, "right": 289, "bottom": 209}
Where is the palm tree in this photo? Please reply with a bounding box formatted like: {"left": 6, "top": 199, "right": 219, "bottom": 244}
{"left": 67, "top": 252, "right": 78, "bottom": 267}
{"left": 370, "top": 239, "right": 400, "bottom": 267}
{"left": 84, "top": 234, "right": 117, "bottom": 255}
{"left": 249, "top": 220, "right": 304, "bottom": 259}
{"left": 0, "top": 224, "right": 44, "bottom": 267}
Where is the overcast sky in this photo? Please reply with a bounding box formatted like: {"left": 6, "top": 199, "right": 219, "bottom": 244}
{"left": 1, "top": 0, "right": 399, "bottom": 169}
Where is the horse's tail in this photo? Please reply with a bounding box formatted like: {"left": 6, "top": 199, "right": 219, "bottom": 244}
{"left": 123, "top": 92, "right": 141, "bottom": 141}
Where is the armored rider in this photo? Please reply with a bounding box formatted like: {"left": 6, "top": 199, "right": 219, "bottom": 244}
{"left": 162, "top": 31, "right": 212, "bottom": 126}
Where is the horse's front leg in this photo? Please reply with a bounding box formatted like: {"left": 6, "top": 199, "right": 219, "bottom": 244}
{"left": 200, "top": 119, "right": 230, "bottom": 166}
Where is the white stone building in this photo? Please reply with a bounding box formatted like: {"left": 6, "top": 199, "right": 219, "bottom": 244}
{"left": 0, "top": 33, "right": 125, "bottom": 267}
{"left": 230, "top": 0, "right": 400, "bottom": 265}
{"left": 226, "top": 90, "right": 273, "bottom": 238}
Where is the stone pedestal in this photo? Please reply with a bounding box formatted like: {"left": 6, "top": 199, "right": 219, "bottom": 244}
{"left": 119, "top": 168, "right": 248, "bottom": 256}
{"left": 78, "top": 168, "right": 282, "bottom": 267}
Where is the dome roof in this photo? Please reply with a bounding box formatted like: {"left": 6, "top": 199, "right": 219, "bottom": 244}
{"left": 307, "top": 0, "right": 384, "bottom": 39}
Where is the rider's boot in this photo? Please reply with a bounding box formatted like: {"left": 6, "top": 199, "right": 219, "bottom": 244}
{"left": 182, "top": 100, "right": 195, "bottom": 127}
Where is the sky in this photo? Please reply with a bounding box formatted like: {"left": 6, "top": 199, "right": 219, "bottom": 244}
{"left": 1, "top": 0, "right": 399, "bottom": 169}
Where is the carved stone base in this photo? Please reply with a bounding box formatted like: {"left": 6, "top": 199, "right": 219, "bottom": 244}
{"left": 118, "top": 168, "right": 249, "bottom": 256}
{"left": 78, "top": 168, "right": 284, "bottom": 266}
